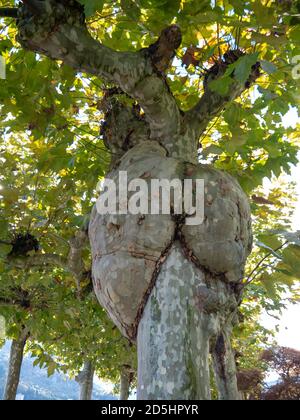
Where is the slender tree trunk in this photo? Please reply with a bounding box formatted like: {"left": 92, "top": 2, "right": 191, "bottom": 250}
{"left": 120, "top": 366, "right": 132, "bottom": 400}
{"left": 76, "top": 361, "right": 94, "bottom": 401}
{"left": 137, "top": 242, "right": 241, "bottom": 400}
{"left": 3, "top": 328, "right": 28, "bottom": 401}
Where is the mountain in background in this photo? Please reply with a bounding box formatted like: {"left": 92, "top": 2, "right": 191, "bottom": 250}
{"left": 0, "top": 342, "right": 116, "bottom": 400}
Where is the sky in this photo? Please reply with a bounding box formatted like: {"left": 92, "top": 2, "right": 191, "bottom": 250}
{"left": 261, "top": 107, "right": 300, "bottom": 351}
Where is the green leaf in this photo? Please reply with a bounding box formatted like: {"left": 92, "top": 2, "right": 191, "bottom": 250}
{"left": 202, "top": 145, "right": 223, "bottom": 158}
{"left": 272, "top": 230, "right": 300, "bottom": 246}
{"left": 260, "top": 275, "right": 278, "bottom": 300}
{"left": 0, "top": 243, "right": 12, "bottom": 257}
{"left": 224, "top": 103, "right": 242, "bottom": 126}
{"left": 47, "top": 362, "right": 56, "bottom": 377}
{"left": 260, "top": 60, "right": 277, "bottom": 75}
{"left": 257, "top": 234, "right": 283, "bottom": 251}
{"left": 233, "top": 53, "right": 259, "bottom": 84}
{"left": 256, "top": 241, "right": 283, "bottom": 259}
{"left": 78, "top": 0, "right": 104, "bottom": 17}
{"left": 209, "top": 76, "right": 233, "bottom": 96}
{"left": 229, "top": 0, "right": 244, "bottom": 14}
{"left": 121, "top": 0, "right": 141, "bottom": 20}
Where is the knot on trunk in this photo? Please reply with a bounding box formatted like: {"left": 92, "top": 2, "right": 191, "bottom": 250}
{"left": 99, "top": 94, "right": 150, "bottom": 165}
{"left": 195, "top": 285, "right": 237, "bottom": 315}
{"left": 89, "top": 141, "right": 252, "bottom": 340}
{"left": 147, "top": 25, "right": 182, "bottom": 73}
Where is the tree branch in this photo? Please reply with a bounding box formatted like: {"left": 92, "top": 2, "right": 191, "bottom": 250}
{"left": 0, "top": 297, "right": 14, "bottom": 307}
{"left": 15, "top": 0, "right": 182, "bottom": 145}
{"left": 244, "top": 241, "right": 289, "bottom": 286}
{"left": 185, "top": 51, "right": 260, "bottom": 144}
{"left": 147, "top": 25, "right": 182, "bottom": 73}
{"left": 0, "top": 240, "right": 11, "bottom": 245}
{"left": 5, "top": 235, "right": 91, "bottom": 299}
{"left": 0, "top": 8, "right": 18, "bottom": 18}
{"left": 0, "top": 295, "right": 30, "bottom": 309}
{"left": 7, "top": 253, "right": 69, "bottom": 271}
{"left": 67, "top": 230, "right": 89, "bottom": 295}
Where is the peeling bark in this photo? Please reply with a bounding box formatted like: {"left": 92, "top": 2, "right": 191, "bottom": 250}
{"left": 76, "top": 361, "right": 94, "bottom": 401}
{"left": 3, "top": 328, "right": 28, "bottom": 401}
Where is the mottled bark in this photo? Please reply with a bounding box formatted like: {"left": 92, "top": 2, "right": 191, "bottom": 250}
{"left": 90, "top": 139, "right": 252, "bottom": 341}
{"left": 137, "top": 243, "right": 242, "bottom": 400}
{"left": 137, "top": 243, "right": 211, "bottom": 400}
{"left": 3, "top": 328, "right": 28, "bottom": 400}
{"left": 76, "top": 361, "right": 94, "bottom": 401}
{"left": 90, "top": 130, "right": 251, "bottom": 400}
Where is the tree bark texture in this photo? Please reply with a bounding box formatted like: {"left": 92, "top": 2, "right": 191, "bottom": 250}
{"left": 137, "top": 243, "right": 241, "bottom": 400}
{"left": 3, "top": 328, "right": 28, "bottom": 400}
{"left": 120, "top": 365, "right": 134, "bottom": 400}
{"left": 76, "top": 361, "right": 94, "bottom": 401}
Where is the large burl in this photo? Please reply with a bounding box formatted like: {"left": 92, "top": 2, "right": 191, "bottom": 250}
{"left": 89, "top": 140, "right": 252, "bottom": 341}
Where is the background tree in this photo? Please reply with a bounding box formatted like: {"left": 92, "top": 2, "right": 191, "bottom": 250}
{"left": 0, "top": 128, "right": 134, "bottom": 399}
{"left": 261, "top": 346, "right": 300, "bottom": 400}
{"left": 237, "top": 368, "right": 264, "bottom": 400}
{"left": 235, "top": 346, "right": 300, "bottom": 400}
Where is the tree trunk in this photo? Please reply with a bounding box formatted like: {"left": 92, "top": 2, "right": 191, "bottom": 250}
{"left": 137, "top": 242, "right": 241, "bottom": 400}
{"left": 90, "top": 143, "right": 251, "bottom": 400}
{"left": 77, "top": 361, "right": 94, "bottom": 401}
{"left": 120, "top": 366, "right": 132, "bottom": 400}
{"left": 3, "top": 328, "right": 28, "bottom": 401}
{"left": 211, "top": 330, "right": 240, "bottom": 400}
{"left": 137, "top": 243, "right": 210, "bottom": 399}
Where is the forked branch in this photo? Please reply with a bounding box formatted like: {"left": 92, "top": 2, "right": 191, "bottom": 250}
{"left": 185, "top": 51, "right": 260, "bottom": 144}
{"left": 10, "top": 0, "right": 182, "bottom": 141}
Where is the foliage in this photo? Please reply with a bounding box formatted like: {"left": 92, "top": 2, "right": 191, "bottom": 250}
{"left": 261, "top": 346, "right": 300, "bottom": 400}
{"left": 236, "top": 346, "right": 300, "bottom": 400}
